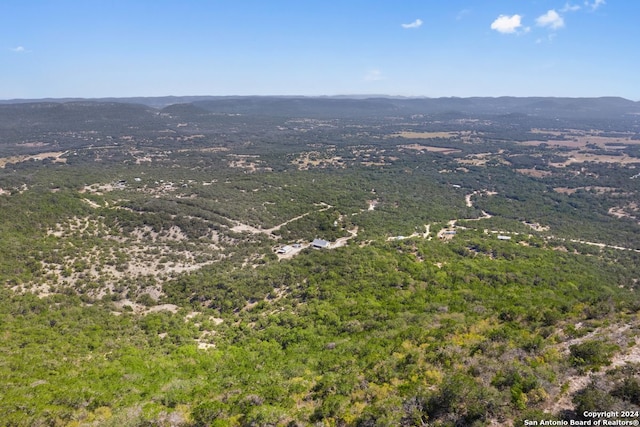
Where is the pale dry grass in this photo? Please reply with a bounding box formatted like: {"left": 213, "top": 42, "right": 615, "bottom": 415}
{"left": 530, "top": 128, "right": 567, "bottom": 136}
{"left": 0, "top": 151, "right": 67, "bottom": 168}
{"left": 554, "top": 186, "right": 620, "bottom": 195}
{"left": 549, "top": 152, "right": 640, "bottom": 167}
{"left": 227, "top": 154, "right": 272, "bottom": 172}
{"left": 394, "top": 131, "right": 457, "bottom": 139}
{"left": 178, "top": 146, "right": 229, "bottom": 153}
{"left": 398, "top": 143, "right": 461, "bottom": 153}
{"left": 455, "top": 152, "right": 510, "bottom": 167}
{"left": 524, "top": 129, "right": 640, "bottom": 150}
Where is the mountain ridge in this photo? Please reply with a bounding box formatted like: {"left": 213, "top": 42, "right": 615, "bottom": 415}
{"left": 1, "top": 96, "right": 639, "bottom": 120}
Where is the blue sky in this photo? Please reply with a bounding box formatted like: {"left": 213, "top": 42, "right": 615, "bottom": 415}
{"left": 1, "top": 1, "right": 638, "bottom": 100}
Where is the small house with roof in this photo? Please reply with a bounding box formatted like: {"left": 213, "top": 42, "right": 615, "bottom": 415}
{"left": 277, "top": 245, "right": 293, "bottom": 254}
{"left": 312, "top": 238, "right": 330, "bottom": 249}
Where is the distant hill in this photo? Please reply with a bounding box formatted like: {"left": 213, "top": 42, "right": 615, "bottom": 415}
{"left": 188, "top": 97, "right": 402, "bottom": 118}
{"left": 1, "top": 97, "right": 639, "bottom": 128}
{"left": 3, "top": 95, "right": 640, "bottom": 119}
{"left": 0, "top": 101, "right": 161, "bottom": 135}
{"left": 0, "top": 102, "right": 167, "bottom": 153}
{"left": 0, "top": 96, "right": 220, "bottom": 109}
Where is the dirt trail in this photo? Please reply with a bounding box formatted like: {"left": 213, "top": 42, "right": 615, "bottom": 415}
{"left": 465, "top": 190, "right": 498, "bottom": 208}
{"left": 230, "top": 203, "right": 333, "bottom": 236}
{"left": 387, "top": 224, "right": 431, "bottom": 241}
{"left": 333, "top": 227, "right": 359, "bottom": 248}
{"left": 465, "top": 192, "right": 475, "bottom": 207}
{"left": 423, "top": 224, "right": 431, "bottom": 239}
{"left": 568, "top": 238, "right": 640, "bottom": 253}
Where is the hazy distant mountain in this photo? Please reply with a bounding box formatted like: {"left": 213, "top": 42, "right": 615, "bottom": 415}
{"left": 1, "top": 96, "right": 639, "bottom": 123}
{"left": 183, "top": 96, "right": 640, "bottom": 119}
{"left": 0, "top": 96, "right": 218, "bottom": 109}
{"left": 0, "top": 101, "right": 159, "bottom": 133}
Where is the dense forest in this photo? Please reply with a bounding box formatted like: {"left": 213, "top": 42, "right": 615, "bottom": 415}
{"left": 1, "top": 97, "right": 640, "bottom": 426}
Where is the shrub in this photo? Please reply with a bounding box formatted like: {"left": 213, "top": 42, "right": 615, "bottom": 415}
{"left": 569, "top": 340, "right": 618, "bottom": 371}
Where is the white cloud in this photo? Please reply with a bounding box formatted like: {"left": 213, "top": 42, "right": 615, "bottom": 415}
{"left": 536, "top": 10, "right": 565, "bottom": 29}
{"left": 490, "top": 14, "right": 524, "bottom": 34}
{"left": 11, "top": 46, "right": 26, "bottom": 53}
{"left": 401, "top": 19, "right": 423, "bottom": 29}
{"left": 585, "top": 0, "right": 605, "bottom": 11}
{"left": 560, "top": 2, "right": 581, "bottom": 12}
{"left": 364, "top": 69, "right": 384, "bottom": 82}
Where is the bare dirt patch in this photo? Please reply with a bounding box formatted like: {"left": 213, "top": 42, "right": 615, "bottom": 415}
{"left": 554, "top": 187, "right": 576, "bottom": 195}
{"left": 609, "top": 202, "right": 639, "bottom": 221}
{"left": 41, "top": 215, "right": 222, "bottom": 299}
{"left": 555, "top": 186, "right": 621, "bottom": 195}
{"left": 398, "top": 144, "right": 461, "bottom": 154}
{"left": 19, "top": 141, "right": 51, "bottom": 148}
{"left": 456, "top": 153, "right": 509, "bottom": 167}
{"left": 0, "top": 151, "right": 67, "bottom": 168}
{"left": 227, "top": 154, "right": 272, "bottom": 172}
{"left": 80, "top": 183, "right": 118, "bottom": 194}
{"left": 292, "top": 147, "right": 395, "bottom": 170}
{"left": 523, "top": 130, "right": 640, "bottom": 151}
{"left": 549, "top": 152, "right": 640, "bottom": 167}
{"left": 394, "top": 131, "right": 458, "bottom": 139}
{"left": 530, "top": 128, "right": 568, "bottom": 136}
{"left": 178, "top": 146, "right": 229, "bottom": 153}
{"left": 523, "top": 221, "right": 550, "bottom": 232}
{"left": 292, "top": 151, "right": 346, "bottom": 170}
{"left": 547, "top": 321, "right": 640, "bottom": 415}
{"left": 114, "top": 300, "right": 179, "bottom": 315}
{"left": 333, "top": 227, "right": 359, "bottom": 248}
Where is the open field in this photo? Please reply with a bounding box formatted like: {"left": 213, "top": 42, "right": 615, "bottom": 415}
{"left": 523, "top": 129, "right": 640, "bottom": 149}
{"left": 549, "top": 151, "right": 640, "bottom": 166}
{"left": 394, "top": 131, "right": 459, "bottom": 139}
{"left": 0, "top": 151, "right": 67, "bottom": 168}
{"left": 398, "top": 143, "right": 461, "bottom": 153}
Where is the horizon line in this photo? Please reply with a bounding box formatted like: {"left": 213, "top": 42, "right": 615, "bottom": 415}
{"left": 1, "top": 94, "right": 638, "bottom": 103}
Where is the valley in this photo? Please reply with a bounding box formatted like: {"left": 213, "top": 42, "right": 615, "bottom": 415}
{"left": 1, "top": 96, "right": 640, "bottom": 426}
